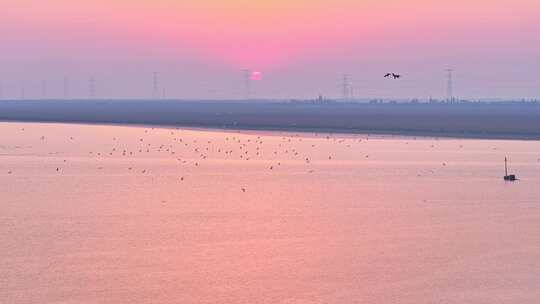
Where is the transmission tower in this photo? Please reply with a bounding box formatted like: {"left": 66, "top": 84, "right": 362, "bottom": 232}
{"left": 41, "top": 80, "right": 47, "bottom": 99}
{"left": 20, "top": 82, "right": 25, "bottom": 100}
{"left": 446, "top": 69, "right": 454, "bottom": 102}
{"left": 242, "top": 69, "right": 251, "bottom": 100}
{"left": 342, "top": 74, "right": 351, "bottom": 100}
{"left": 63, "top": 76, "right": 69, "bottom": 99}
{"left": 89, "top": 76, "right": 96, "bottom": 99}
{"left": 152, "top": 72, "right": 159, "bottom": 99}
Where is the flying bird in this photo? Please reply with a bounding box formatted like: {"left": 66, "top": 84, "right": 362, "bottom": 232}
{"left": 384, "top": 73, "right": 402, "bottom": 79}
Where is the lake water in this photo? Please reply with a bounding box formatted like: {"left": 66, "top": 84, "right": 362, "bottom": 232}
{"left": 1, "top": 122, "right": 539, "bottom": 304}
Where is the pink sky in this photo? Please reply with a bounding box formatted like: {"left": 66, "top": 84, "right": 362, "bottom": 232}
{"left": 1, "top": 0, "right": 539, "bottom": 99}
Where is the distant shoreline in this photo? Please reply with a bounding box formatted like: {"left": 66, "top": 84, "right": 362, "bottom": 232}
{"left": 1, "top": 100, "right": 539, "bottom": 141}
{"left": 2, "top": 118, "right": 540, "bottom": 141}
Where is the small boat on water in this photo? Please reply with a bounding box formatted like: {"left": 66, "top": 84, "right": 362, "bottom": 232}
{"left": 504, "top": 157, "right": 517, "bottom": 181}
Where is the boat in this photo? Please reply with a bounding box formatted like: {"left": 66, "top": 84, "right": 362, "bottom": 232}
{"left": 503, "top": 157, "right": 517, "bottom": 181}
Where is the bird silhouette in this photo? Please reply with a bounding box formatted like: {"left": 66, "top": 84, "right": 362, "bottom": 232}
{"left": 384, "top": 73, "right": 401, "bottom": 79}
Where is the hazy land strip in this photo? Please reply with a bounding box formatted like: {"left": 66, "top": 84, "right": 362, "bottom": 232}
{"left": 1, "top": 100, "right": 539, "bottom": 140}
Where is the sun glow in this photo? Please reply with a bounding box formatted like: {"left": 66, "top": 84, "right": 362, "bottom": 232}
{"left": 250, "top": 71, "right": 262, "bottom": 81}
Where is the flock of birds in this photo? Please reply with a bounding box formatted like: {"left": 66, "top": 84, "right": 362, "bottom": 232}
{"left": 4, "top": 126, "right": 382, "bottom": 192}
{"left": 5, "top": 125, "right": 534, "bottom": 192}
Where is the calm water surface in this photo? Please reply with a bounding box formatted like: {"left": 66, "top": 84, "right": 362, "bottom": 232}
{"left": 1, "top": 122, "right": 539, "bottom": 303}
